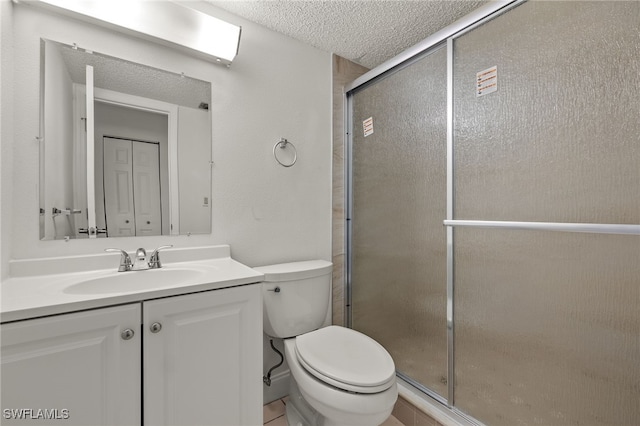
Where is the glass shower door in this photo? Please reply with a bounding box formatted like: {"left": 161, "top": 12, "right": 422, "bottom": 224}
{"left": 349, "top": 46, "right": 448, "bottom": 399}
{"left": 451, "top": 2, "right": 640, "bottom": 424}
{"left": 348, "top": 2, "right": 639, "bottom": 424}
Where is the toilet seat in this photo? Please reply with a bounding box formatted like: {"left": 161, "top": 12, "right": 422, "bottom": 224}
{"left": 294, "top": 326, "right": 396, "bottom": 394}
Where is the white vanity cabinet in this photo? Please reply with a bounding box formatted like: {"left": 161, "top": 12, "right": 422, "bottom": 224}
{"left": 143, "top": 284, "right": 263, "bottom": 426}
{"left": 1, "top": 284, "right": 262, "bottom": 426}
{"left": 0, "top": 304, "right": 142, "bottom": 425}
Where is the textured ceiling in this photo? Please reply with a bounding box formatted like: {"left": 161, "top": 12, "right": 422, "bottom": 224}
{"left": 207, "top": 0, "right": 488, "bottom": 69}
{"left": 52, "top": 41, "right": 211, "bottom": 108}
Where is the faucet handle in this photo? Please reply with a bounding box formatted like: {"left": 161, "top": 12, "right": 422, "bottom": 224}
{"left": 149, "top": 245, "right": 173, "bottom": 269}
{"left": 105, "top": 248, "right": 132, "bottom": 272}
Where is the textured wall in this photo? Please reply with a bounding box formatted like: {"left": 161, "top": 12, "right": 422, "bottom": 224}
{"left": 331, "top": 54, "right": 368, "bottom": 326}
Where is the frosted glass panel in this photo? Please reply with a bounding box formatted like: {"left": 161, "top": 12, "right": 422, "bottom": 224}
{"left": 351, "top": 47, "right": 448, "bottom": 397}
{"left": 453, "top": 1, "right": 640, "bottom": 223}
{"left": 454, "top": 228, "right": 640, "bottom": 426}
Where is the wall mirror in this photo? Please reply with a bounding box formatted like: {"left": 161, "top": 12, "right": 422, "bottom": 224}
{"left": 40, "top": 39, "right": 212, "bottom": 240}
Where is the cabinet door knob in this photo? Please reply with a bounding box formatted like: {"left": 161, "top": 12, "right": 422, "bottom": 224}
{"left": 150, "top": 322, "right": 162, "bottom": 333}
{"left": 121, "top": 328, "right": 135, "bottom": 340}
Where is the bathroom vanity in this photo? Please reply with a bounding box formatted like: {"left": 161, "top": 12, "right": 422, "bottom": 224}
{"left": 0, "top": 246, "right": 263, "bottom": 426}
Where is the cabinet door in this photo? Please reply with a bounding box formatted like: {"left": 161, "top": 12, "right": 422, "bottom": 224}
{"left": 1, "top": 304, "right": 141, "bottom": 425}
{"left": 143, "top": 285, "right": 262, "bottom": 426}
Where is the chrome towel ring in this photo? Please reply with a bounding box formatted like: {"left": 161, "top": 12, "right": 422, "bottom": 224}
{"left": 273, "top": 138, "right": 297, "bottom": 167}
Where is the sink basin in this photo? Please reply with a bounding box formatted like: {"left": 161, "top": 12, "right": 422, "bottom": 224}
{"left": 64, "top": 268, "right": 207, "bottom": 295}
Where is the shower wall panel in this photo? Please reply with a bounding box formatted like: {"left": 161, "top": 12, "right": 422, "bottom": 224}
{"left": 351, "top": 46, "right": 448, "bottom": 398}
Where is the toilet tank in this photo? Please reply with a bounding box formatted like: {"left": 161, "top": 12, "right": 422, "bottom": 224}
{"left": 254, "top": 260, "right": 333, "bottom": 339}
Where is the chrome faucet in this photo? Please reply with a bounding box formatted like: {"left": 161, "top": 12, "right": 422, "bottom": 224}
{"left": 105, "top": 248, "right": 133, "bottom": 272}
{"left": 149, "top": 245, "right": 173, "bottom": 269}
{"left": 132, "top": 248, "right": 148, "bottom": 271}
{"left": 105, "top": 245, "right": 173, "bottom": 272}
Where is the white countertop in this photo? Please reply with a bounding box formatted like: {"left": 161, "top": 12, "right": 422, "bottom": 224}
{"left": 1, "top": 246, "right": 264, "bottom": 323}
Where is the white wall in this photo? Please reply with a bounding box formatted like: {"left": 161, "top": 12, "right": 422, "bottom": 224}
{"left": 4, "top": 1, "right": 332, "bottom": 268}
{"left": 1, "top": 0, "right": 14, "bottom": 280}
{"left": 43, "top": 40, "right": 75, "bottom": 240}
{"left": 178, "top": 106, "right": 211, "bottom": 235}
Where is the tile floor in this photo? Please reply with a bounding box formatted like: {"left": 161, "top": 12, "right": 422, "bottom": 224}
{"left": 263, "top": 398, "right": 405, "bottom": 425}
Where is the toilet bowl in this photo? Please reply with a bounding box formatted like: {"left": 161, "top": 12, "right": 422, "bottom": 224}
{"left": 255, "top": 261, "right": 398, "bottom": 426}
{"left": 285, "top": 327, "right": 397, "bottom": 426}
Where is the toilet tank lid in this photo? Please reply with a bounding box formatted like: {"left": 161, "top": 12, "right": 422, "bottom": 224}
{"left": 253, "top": 260, "right": 333, "bottom": 282}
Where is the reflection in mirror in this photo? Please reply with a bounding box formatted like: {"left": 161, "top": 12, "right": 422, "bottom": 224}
{"left": 40, "top": 39, "right": 212, "bottom": 240}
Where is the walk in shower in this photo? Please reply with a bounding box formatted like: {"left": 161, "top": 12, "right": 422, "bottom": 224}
{"left": 345, "top": 1, "right": 639, "bottom": 425}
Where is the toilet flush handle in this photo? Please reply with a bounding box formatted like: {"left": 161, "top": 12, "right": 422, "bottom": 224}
{"left": 266, "top": 286, "right": 281, "bottom": 293}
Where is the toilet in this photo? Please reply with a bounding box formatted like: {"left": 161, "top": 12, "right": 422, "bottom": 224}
{"left": 255, "top": 260, "right": 398, "bottom": 426}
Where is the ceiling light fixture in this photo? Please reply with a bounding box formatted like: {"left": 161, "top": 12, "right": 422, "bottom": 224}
{"left": 27, "top": 0, "right": 241, "bottom": 65}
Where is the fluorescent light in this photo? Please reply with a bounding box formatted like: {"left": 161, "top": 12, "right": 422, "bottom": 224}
{"left": 30, "top": 0, "right": 241, "bottom": 64}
